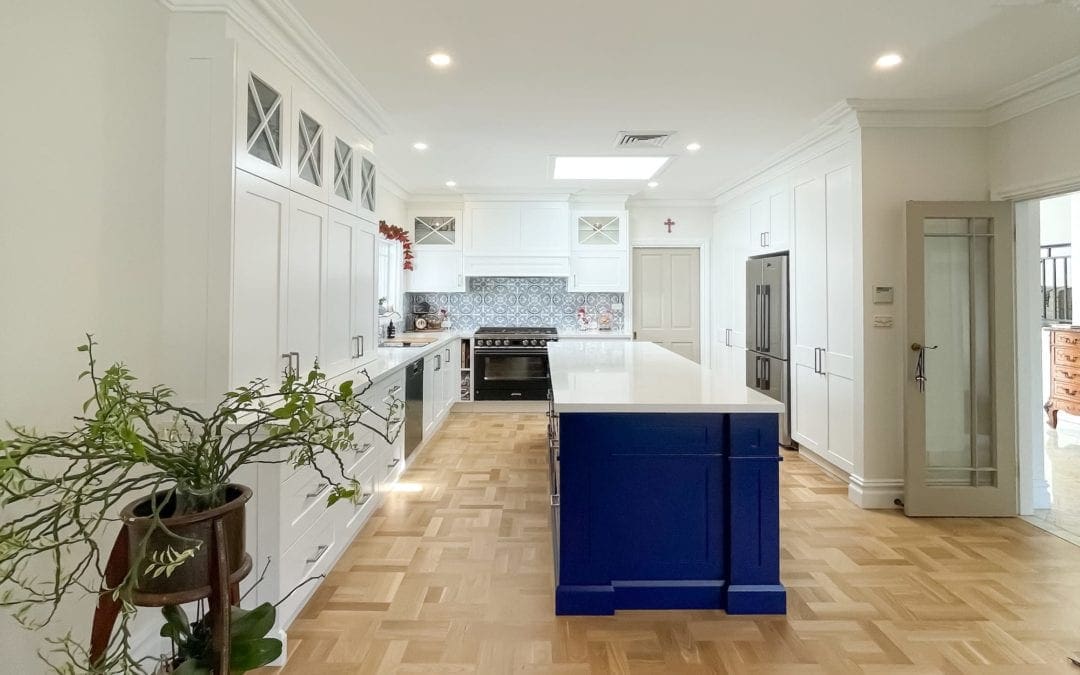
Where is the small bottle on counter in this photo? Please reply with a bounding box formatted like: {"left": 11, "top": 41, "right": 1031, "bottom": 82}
{"left": 386, "top": 320, "right": 396, "bottom": 339}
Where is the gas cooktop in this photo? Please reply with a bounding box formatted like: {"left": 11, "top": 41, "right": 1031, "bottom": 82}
{"left": 474, "top": 326, "right": 557, "bottom": 336}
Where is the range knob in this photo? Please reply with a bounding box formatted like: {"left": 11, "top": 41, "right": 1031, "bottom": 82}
{"left": 483, "top": 339, "right": 492, "bottom": 346}
{"left": 496, "top": 339, "right": 504, "bottom": 346}
{"left": 538, "top": 339, "right": 546, "bottom": 346}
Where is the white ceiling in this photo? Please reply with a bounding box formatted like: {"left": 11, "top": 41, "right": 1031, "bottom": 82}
{"left": 290, "top": 0, "right": 1080, "bottom": 199}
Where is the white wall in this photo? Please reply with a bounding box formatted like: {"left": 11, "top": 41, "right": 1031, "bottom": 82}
{"left": 1039, "top": 193, "right": 1074, "bottom": 246}
{"left": 628, "top": 204, "right": 715, "bottom": 242}
{"left": 857, "top": 127, "right": 991, "bottom": 499}
{"left": 0, "top": 0, "right": 169, "bottom": 669}
{"left": 990, "top": 94, "right": 1080, "bottom": 200}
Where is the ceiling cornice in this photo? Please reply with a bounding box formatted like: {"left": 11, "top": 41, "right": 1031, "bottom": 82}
{"left": 159, "top": 0, "right": 391, "bottom": 137}
{"left": 626, "top": 198, "right": 716, "bottom": 209}
{"left": 711, "top": 54, "right": 1080, "bottom": 204}
{"left": 710, "top": 103, "right": 858, "bottom": 204}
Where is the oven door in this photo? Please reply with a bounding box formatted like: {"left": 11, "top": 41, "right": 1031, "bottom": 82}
{"left": 474, "top": 348, "right": 551, "bottom": 400}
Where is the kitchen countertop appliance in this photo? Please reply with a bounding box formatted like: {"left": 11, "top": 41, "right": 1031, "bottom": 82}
{"left": 745, "top": 253, "right": 792, "bottom": 446}
{"left": 473, "top": 327, "right": 558, "bottom": 401}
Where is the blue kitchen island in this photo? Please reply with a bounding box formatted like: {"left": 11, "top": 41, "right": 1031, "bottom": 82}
{"left": 546, "top": 340, "right": 786, "bottom": 615}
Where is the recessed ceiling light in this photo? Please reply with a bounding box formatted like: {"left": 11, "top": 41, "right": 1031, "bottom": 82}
{"left": 412, "top": 141, "right": 428, "bottom": 151}
{"left": 875, "top": 52, "right": 903, "bottom": 70}
{"left": 552, "top": 156, "right": 670, "bottom": 180}
{"left": 445, "top": 180, "right": 457, "bottom": 187}
{"left": 428, "top": 52, "right": 452, "bottom": 68}
{"left": 685, "top": 142, "right": 702, "bottom": 152}
{"left": 647, "top": 181, "right": 659, "bottom": 188}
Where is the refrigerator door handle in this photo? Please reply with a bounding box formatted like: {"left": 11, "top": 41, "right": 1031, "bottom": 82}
{"left": 762, "top": 357, "right": 770, "bottom": 390}
{"left": 762, "top": 284, "right": 771, "bottom": 353}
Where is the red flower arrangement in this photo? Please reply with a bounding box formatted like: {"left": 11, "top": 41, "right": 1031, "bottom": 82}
{"left": 378, "top": 220, "right": 414, "bottom": 271}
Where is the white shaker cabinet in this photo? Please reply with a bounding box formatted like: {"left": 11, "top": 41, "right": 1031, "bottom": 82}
{"left": 463, "top": 202, "right": 571, "bottom": 258}
{"left": 407, "top": 249, "right": 465, "bottom": 292}
{"left": 284, "top": 194, "right": 327, "bottom": 378}
{"left": 569, "top": 253, "right": 628, "bottom": 292}
{"left": 322, "top": 209, "right": 377, "bottom": 377}
{"left": 790, "top": 161, "right": 856, "bottom": 472}
{"left": 747, "top": 188, "right": 791, "bottom": 254}
{"left": 520, "top": 203, "right": 571, "bottom": 256}
{"left": 232, "top": 170, "right": 290, "bottom": 389}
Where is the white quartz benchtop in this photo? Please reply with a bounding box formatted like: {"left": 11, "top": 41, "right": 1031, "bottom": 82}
{"left": 547, "top": 340, "right": 784, "bottom": 414}
{"left": 557, "top": 329, "right": 632, "bottom": 340}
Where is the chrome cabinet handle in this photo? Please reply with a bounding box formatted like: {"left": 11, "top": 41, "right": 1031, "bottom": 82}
{"left": 550, "top": 494, "right": 560, "bottom": 507}
{"left": 358, "top": 493, "right": 372, "bottom": 506}
{"left": 445, "top": 347, "right": 451, "bottom": 361}
{"left": 306, "top": 482, "right": 328, "bottom": 499}
{"left": 291, "top": 351, "right": 300, "bottom": 375}
{"left": 306, "top": 544, "right": 329, "bottom": 564}
{"left": 281, "top": 353, "right": 293, "bottom": 376}
{"left": 354, "top": 442, "right": 374, "bottom": 455}
{"left": 387, "top": 458, "right": 401, "bottom": 469}
{"left": 435, "top": 354, "right": 441, "bottom": 371}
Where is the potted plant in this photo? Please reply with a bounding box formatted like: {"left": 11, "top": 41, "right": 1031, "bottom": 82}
{"left": 0, "top": 335, "right": 403, "bottom": 672}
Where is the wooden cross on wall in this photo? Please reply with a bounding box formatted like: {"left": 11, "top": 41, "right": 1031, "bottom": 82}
{"left": 664, "top": 218, "right": 675, "bottom": 234}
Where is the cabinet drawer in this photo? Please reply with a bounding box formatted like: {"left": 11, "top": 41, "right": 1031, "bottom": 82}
{"left": 277, "top": 512, "right": 336, "bottom": 625}
{"left": 1054, "top": 381, "right": 1080, "bottom": 403}
{"left": 1053, "top": 346, "right": 1080, "bottom": 369}
{"left": 341, "top": 462, "right": 380, "bottom": 536}
{"left": 1054, "top": 331, "right": 1080, "bottom": 348}
{"left": 280, "top": 465, "right": 333, "bottom": 545}
{"left": 345, "top": 432, "right": 379, "bottom": 477}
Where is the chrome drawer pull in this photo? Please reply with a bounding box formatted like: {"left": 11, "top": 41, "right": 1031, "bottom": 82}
{"left": 388, "top": 385, "right": 402, "bottom": 396}
{"left": 306, "top": 544, "right": 329, "bottom": 564}
{"left": 388, "top": 458, "right": 401, "bottom": 468}
{"left": 306, "top": 482, "right": 328, "bottom": 499}
{"left": 355, "top": 442, "right": 375, "bottom": 455}
{"left": 358, "top": 493, "right": 372, "bottom": 506}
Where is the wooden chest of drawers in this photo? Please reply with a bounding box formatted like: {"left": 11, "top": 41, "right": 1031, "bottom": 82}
{"left": 1046, "top": 328, "right": 1080, "bottom": 428}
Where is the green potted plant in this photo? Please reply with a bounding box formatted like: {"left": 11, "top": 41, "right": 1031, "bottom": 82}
{"left": 0, "top": 335, "right": 403, "bottom": 672}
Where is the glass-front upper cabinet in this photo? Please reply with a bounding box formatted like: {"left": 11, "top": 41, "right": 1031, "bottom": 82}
{"left": 235, "top": 51, "right": 293, "bottom": 186}
{"left": 358, "top": 150, "right": 378, "bottom": 222}
{"left": 328, "top": 135, "right": 356, "bottom": 213}
{"left": 290, "top": 88, "right": 330, "bottom": 202}
{"left": 572, "top": 210, "right": 628, "bottom": 250}
{"left": 410, "top": 211, "right": 462, "bottom": 250}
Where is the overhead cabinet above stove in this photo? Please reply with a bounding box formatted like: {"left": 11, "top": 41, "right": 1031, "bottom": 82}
{"left": 462, "top": 201, "right": 571, "bottom": 277}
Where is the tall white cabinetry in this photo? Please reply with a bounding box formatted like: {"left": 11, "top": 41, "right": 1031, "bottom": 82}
{"left": 713, "top": 143, "right": 856, "bottom": 475}
{"left": 162, "top": 15, "right": 392, "bottom": 658}
{"left": 791, "top": 161, "right": 855, "bottom": 472}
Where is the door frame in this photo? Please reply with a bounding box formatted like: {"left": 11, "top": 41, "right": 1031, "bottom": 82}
{"left": 630, "top": 238, "right": 711, "bottom": 367}
{"left": 904, "top": 200, "right": 1018, "bottom": 516}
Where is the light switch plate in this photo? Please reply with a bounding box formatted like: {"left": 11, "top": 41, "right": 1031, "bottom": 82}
{"left": 873, "top": 315, "right": 894, "bottom": 328}
{"left": 873, "top": 285, "right": 894, "bottom": 304}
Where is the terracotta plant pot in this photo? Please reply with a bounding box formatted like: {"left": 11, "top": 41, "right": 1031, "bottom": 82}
{"left": 120, "top": 484, "right": 251, "bottom": 601}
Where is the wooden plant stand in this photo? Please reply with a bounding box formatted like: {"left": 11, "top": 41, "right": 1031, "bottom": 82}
{"left": 89, "top": 518, "right": 253, "bottom": 673}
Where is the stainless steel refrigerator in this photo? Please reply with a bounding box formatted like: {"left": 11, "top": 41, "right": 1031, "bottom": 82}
{"left": 745, "top": 253, "right": 791, "bottom": 446}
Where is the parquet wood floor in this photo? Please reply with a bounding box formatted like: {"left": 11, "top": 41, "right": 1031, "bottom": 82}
{"left": 270, "top": 412, "right": 1080, "bottom": 674}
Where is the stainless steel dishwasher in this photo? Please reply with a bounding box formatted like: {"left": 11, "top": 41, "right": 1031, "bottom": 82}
{"left": 404, "top": 358, "right": 424, "bottom": 460}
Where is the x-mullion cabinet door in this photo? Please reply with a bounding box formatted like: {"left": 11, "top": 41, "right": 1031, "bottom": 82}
{"left": 290, "top": 86, "right": 331, "bottom": 204}
{"left": 235, "top": 50, "right": 292, "bottom": 187}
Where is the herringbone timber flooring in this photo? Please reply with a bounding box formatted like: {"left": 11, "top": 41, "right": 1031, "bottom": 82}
{"left": 269, "top": 412, "right": 1080, "bottom": 674}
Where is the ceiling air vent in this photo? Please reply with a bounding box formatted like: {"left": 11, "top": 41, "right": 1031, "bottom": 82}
{"left": 614, "top": 131, "right": 674, "bottom": 149}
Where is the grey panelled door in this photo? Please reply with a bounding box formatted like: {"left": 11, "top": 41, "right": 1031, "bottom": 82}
{"left": 904, "top": 201, "right": 1017, "bottom": 517}
{"left": 632, "top": 247, "right": 701, "bottom": 362}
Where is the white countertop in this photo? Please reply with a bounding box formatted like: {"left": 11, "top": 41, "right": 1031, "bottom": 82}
{"left": 330, "top": 332, "right": 465, "bottom": 387}
{"left": 548, "top": 340, "right": 784, "bottom": 414}
{"left": 557, "top": 329, "right": 632, "bottom": 340}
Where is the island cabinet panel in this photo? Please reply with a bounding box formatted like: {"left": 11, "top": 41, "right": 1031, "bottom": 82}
{"left": 553, "top": 412, "right": 785, "bottom": 616}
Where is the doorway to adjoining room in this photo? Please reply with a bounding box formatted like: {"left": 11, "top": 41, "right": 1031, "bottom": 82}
{"left": 1018, "top": 190, "right": 1080, "bottom": 542}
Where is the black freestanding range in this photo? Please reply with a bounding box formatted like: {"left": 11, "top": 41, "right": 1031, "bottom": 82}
{"left": 473, "top": 327, "right": 558, "bottom": 401}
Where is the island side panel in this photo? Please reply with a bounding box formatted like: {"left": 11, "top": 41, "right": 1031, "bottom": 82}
{"left": 725, "top": 412, "right": 786, "bottom": 614}
{"left": 555, "top": 412, "right": 729, "bottom": 615}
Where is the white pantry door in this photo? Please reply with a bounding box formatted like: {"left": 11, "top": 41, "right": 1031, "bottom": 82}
{"left": 904, "top": 201, "right": 1017, "bottom": 516}
{"left": 632, "top": 247, "right": 701, "bottom": 362}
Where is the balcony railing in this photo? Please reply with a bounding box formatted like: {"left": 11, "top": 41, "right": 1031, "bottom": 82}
{"left": 1042, "top": 243, "right": 1072, "bottom": 323}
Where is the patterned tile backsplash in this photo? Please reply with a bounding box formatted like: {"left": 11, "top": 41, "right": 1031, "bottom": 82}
{"left": 406, "top": 277, "right": 624, "bottom": 331}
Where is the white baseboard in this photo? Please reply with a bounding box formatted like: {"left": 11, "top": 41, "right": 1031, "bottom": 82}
{"left": 792, "top": 444, "right": 850, "bottom": 483}
{"left": 848, "top": 475, "right": 904, "bottom": 509}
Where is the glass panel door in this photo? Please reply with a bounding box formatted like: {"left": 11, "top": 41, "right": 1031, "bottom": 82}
{"left": 905, "top": 202, "right": 1017, "bottom": 516}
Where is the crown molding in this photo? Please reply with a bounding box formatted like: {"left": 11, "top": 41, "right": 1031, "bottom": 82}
{"left": 711, "top": 102, "right": 858, "bottom": 204}
{"left": 159, "top": 0, "right": 391, "bottom": 137}
{"left": 462, "top": 192, "right": 572, "bottom": 202}
{"left": 846, "top": 98, "right": 987, "bottom": 128}
{"left": 406, "top": 195, "right": 466, "bottom": 207}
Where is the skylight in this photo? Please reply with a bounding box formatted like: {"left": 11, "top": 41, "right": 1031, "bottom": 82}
{"left": 552, "top": 156, "right": 670, "bottom": 180}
